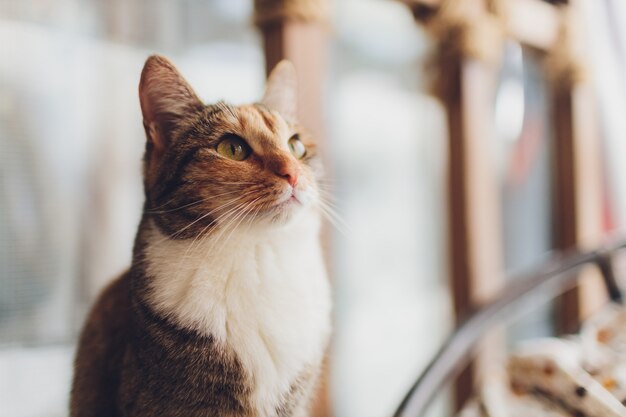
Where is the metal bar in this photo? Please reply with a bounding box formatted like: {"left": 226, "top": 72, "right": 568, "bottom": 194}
{"left": 393, "top": 240, "right": 626, "bottom": 417}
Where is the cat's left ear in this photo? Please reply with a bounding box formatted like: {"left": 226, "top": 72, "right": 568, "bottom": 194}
{"left": 139, "top": 55, "right": 203, "bottom": 154}
{"left": 261, "top": 60, "right": 298, "bottom": 122}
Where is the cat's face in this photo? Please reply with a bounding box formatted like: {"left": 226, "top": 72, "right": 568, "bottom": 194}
{"left": 138, "top": 56, "right": 322, "bottom": 239}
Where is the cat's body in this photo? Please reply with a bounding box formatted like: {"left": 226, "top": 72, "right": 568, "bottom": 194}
{"left": 71, "top": 56, "right": 331, "bottom": 417}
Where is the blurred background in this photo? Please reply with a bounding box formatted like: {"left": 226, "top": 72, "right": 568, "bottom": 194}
{"left": 1, "top": 0, "right": 626, "bottom": 416}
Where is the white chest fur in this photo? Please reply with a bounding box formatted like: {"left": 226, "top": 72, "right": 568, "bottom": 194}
{"left": 143, "top": 212, "right": 331, "bottom": 416}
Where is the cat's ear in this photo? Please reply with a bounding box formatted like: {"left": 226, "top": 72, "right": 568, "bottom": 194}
{"left": 139, "top": 55, "right": 203, "bottom": 153}
{"left": 261, "top": 60, "right": 298, "bottom": 122}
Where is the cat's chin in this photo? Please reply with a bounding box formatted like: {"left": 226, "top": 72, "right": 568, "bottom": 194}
{"left": 247, "top": 186, "right": 305, "bottom": 222}
{"left": 251, "top": 193, "right": 318, "bottom": 229}
{"left": 256, "top": 197, "right": 303, "bottom": 225}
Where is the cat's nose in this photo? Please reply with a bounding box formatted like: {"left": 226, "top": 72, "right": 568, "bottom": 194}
{"left": 273, "top": 160, "right": 299, "bottom": 187}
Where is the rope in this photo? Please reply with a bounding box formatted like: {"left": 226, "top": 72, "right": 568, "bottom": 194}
{"left": 412, "top": 0, "right": 506, "bottom": 99}
{"left": 416, "top": 0, "right": 506, "bottom": 64}
{"left": 415, "top": 0, "right": 586, "bottom": 94}
{"left": 253, "top": 0, "right": 330, "bottom": 28}
{"left": 544, "top": 6, "right": 587, "bottom": 91}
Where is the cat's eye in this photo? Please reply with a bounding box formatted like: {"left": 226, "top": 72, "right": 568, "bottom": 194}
{"left": 288, "top": 135, "right": 306, "bottom": 159}
{"left": 216, "top": 135, "right": 251, "bottom": 161}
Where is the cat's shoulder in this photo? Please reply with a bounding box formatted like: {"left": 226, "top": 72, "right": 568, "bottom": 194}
{"left": 79, "top": 271, "right": 132, "bottom": 345}
{"left": 71, "top": 272, "right": 132, "bottom": 417}
{"left": 92, "top": 272, "right": 131, "bottom": 318}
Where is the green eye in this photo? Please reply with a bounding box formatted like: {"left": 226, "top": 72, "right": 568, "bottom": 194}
{"left": 288, "top": 135, "right": 306, "bottom": 159}
{"left": 217, "top": 135, "right": 251, "bottom": 161}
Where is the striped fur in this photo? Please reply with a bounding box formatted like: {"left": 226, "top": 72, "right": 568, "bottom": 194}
{"left": 71, "top": 56, "right": 331, "bottom": 417}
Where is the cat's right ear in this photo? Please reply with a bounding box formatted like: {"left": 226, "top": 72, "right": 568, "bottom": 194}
{"left": 139, "top": 55, "right": 203, "bottom": 157}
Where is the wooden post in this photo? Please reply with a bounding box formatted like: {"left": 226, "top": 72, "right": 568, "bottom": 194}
{"left": 552, "top": 89, "right": 580, "bottom": 334}
{"left": 398, "top": 0, "right": 605, "bottom": 409}
{"left": 254, "top": 2, "right": 332, "bottom": 416}
{"left": 400, "top": 1, "right": 508, "bottom": 408}
{"left": 254, "top": 1, "right": 329, "bottom": 143}
{"left": 447, "top": 56, "right": 506, "bottom": 411}
{"left": 547, "top": 3, "right": 605, "bottom": 334}
{"left": 551, "top": 85, "right": 605, "bottom": 333}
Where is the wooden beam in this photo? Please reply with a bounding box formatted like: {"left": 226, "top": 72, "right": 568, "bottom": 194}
{"left": 442, "top": 54, "right": 505, "bottom": 409}
{"left": 398, "top": 0, "right": 561, "bottom": 51}
{"left": 254, "top": 3, "right": 332, "bottom": 417}
{"left": 260, "top": 22, "right": 328, "bottom": 142}
{"left": 551, "top": 83, "right": 605, "bottom": 333}
{"left": 547, "top": 0, "right": 605, "bottom": 333}
{"left": 398, "top": 0, "right": 507, "bottom": 408}
{"left": 551, "top": 89, "right": 578, "bottom": 334}
{"left": 400, "top": 0, "right": 603, "bottom": 409}
{"left": 507, "top": 0, "right": 561, "bottom": 50}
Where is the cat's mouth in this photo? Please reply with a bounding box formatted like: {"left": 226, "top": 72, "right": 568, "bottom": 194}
{"left": 251, "top": 185, "right": 317, "bottom": 222}
{"left": 274, "top": 191, "right": 300, "bottom": 210}
{"left": 255, "top": 188, "right": 302, "bottom": 218}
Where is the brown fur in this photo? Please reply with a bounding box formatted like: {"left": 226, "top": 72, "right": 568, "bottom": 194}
{"left": 70, "top": 56, "right": 325, "bottom": 417}
{"left": 71, "top": 270, "right": 251, "bottom": 417}
{"left": 71, "top": 273, "right": 132, "bottom": 417}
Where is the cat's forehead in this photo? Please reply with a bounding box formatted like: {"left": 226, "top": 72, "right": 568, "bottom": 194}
{"left": 213, "top": 103, "right": 292, "bottom": 152}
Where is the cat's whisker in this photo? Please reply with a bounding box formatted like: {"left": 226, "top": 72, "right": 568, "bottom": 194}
{"left": 217, "top": 181, "right": 260, "bottom": 185}
{"left": 171, "top": 199, "right": 252, "bottom": 282}
{"left": 316, "top": 182, "right": 336, "bottom": 190}
{"left": 153, "top": 197, "right": 244, "bottom": 245}
{"left": 199, "top": 201, "right": 257, "bottom": 263}
{"left": 317, "top": 186, "right": 336, "bottom": 193}
{"left": 146, "top": 188, "right": 251, "bottom": 214}
{"left": 217, "top": 196, "right": 263, "bottom": 252}
{"left": 318, "top": 199, "right": 345, "bottom": 223}
{"left": 168, "top": 199, "right": 249, "bottom": 303}
{"left": 198, "top": 194, "right": 263, "bottom": 245}
{"left": 316, "top": 192, "right": 340, "bottom": 210}
{"left": 316, "top": 199, "right": 350, "bottom": 237}
{"left": 148, "top": 195, "right": 182, "bottom": 212}
{"left": 317, "top": 178, "right": 338, "bottom": 185}
{"left": 316, "top": 187, "right": 341, "bottom": 201}
{"left": 316, "top": 183, "right": 340, "bottom": 194}
{"left": 316, "top": 180, "right": 338, "bottom": 189}
{"left": 318, "top": 208, "right": 349, "bottom": 238}
{"left": 193, "top": 199, "right": 257, "bottom": 263}
{"left": 212, "top": 194, "right": 263, "bottom": 239}
{"left": 316, "top": 189, "right": 339, "bottom": 203}
{"left": 183, "top": 198, "right": 251, "bottom": 257}
{"left": 195, "top": 180, "right": 261, "bottom": 186}
{"left": 166, "top": 199, "right": 237, "bottom": 239}
{"left": 224, "top": 202, "right": 263, "bottom": 261}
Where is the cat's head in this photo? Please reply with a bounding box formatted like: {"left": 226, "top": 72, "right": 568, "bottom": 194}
{"left": 138, "top": 55, "right": 322, "bottom": 239}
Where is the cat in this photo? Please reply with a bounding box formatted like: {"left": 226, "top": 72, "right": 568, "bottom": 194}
{"left": 70, "top": 55, "right": 332, "bottom": 417}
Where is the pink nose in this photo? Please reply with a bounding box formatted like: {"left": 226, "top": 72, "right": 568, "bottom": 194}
{"left": 273, "top": 161, "right": 299, "bottom": 187}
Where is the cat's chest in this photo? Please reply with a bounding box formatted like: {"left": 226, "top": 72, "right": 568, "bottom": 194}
{"left": 143, "top": 220, "right": 331, "bottom": 416}
{"left": 144, "top": 224, "right": 330, "bottom": 340}
{"left": 222, "top": 239, "right": 330, "bottom": 412}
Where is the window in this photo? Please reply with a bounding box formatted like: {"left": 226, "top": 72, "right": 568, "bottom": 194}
{"left": 329, "top": 1, "right": 451, "bottom": 416}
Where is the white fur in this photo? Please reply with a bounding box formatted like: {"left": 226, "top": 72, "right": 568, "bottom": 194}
{"left": 144, "top": 205, "right": 331, "bottom": 417}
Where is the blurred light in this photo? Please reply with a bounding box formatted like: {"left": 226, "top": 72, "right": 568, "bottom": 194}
{"left": 495, "top": 78, "right": 525, "bottom": 145}
{"left": 213, "top": 0, "right": 252, "bottom": 22}
{"left": 336, "top": 0, "right": 428, "bottom": 65}
{"left": 495, "top": 42, "right": 525, "bottom": 146}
